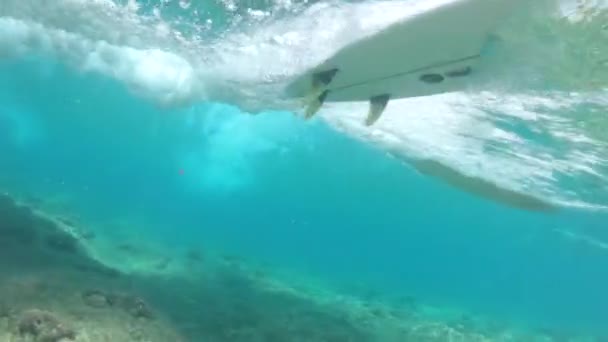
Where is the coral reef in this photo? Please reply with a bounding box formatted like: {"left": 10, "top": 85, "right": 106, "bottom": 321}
{"left": 17, "top": 309, "right": 76, "bottom": 342}
{"left": 0, "top": 193, "right": 184, "bottom": 342}
{"left": 0, "top": 191, "right": 601, "bottom": 341}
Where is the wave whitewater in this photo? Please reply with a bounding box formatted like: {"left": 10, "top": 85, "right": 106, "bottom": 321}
{"left": 1, "top": 0, "right": 607, "bottom": 211}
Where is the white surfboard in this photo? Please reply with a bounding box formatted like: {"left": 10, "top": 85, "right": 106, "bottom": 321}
{"left": 285, "top": 0, "right": 522, "bottom": 125}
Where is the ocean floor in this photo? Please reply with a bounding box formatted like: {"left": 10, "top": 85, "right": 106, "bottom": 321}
{"left": 0, "top": 191, "right": 600, "bottom": 342}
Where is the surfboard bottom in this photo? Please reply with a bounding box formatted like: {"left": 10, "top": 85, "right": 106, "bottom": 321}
{"left": 297, "top": 57, "right": 479, "bottom": 125}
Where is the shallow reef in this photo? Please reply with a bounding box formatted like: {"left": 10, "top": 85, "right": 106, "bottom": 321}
{"left": 0, "top": 191, "right": 602, "bottom": 341}
{"left": 0, "top": 192, "right": 183, "bottom": 342}
{"left": 17, "top": 309, "right": 76, "bottom": 342}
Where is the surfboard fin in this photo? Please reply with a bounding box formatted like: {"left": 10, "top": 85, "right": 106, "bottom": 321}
{"left": 365, "top": 94, "right": 390, "bottom": 126}
{"left": 305, "top": 69, "right": 338, "bottom": 101}
{"left": 305, "top": 90, "right": 329, "bottom": 119}
{"left": 311, "top": 68, "right": 339, "bottom": 93}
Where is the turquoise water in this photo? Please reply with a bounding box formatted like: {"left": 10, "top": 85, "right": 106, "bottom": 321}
{"left": 1, "top": 0, "right": 608, "bottom": 340}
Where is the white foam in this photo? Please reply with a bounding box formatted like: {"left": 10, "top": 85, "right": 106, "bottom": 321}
{"left": 177, "top": 104, "right": 301, "bottom": 193}
{"left": 82, "top": 43, "right": 200, "bottom": 105}
{"left": 0, "top": 16, "right": 202, "bottom": 105}
{"left": 320, "top": 90, "right": 608, "bottom": 209}
{"left": 0, "top": 0, "right": 606, "bottom": 209}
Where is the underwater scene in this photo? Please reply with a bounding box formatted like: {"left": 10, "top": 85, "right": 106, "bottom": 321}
{"left": 1, "top": 0, "right": 608, "bottom": 341}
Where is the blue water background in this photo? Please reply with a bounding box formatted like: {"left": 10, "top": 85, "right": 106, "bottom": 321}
{"left": 1, "top": 54, "right": 608, "bottom": 336}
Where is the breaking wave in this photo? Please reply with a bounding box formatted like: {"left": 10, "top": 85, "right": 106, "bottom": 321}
{"left": 1, "top": 0, "right": 607, "bottom": 210}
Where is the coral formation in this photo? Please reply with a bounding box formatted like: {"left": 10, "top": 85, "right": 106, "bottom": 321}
{"left": 0, "top": 193, "right": 183, "bottom": 341}
{"left": 17, "top": 309, "right": 76, "bottom": 342}
{"left": 0, "top": 191, "right": 601, "bottom": 341}
{"left": 82, "top": 290, "right": 110, "bottom": 308}
{"left": 82, "top": 289, "right": 155, "bottom": 319}
{"left": 120, "top": 295, "right": 155, "bottom": 320}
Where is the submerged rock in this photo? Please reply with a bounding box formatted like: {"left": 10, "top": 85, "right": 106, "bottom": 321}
{"left": 121, "top": 295, "right": 155, "bottom": 320}
{"left": 82, "top": 290, "right": 110, "bottom": 308}
{"left": 83, "top": 290, "right": 155, "bottom": 319}
{"left": 17, "top": 309, "right": 76, "bottom": 342}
